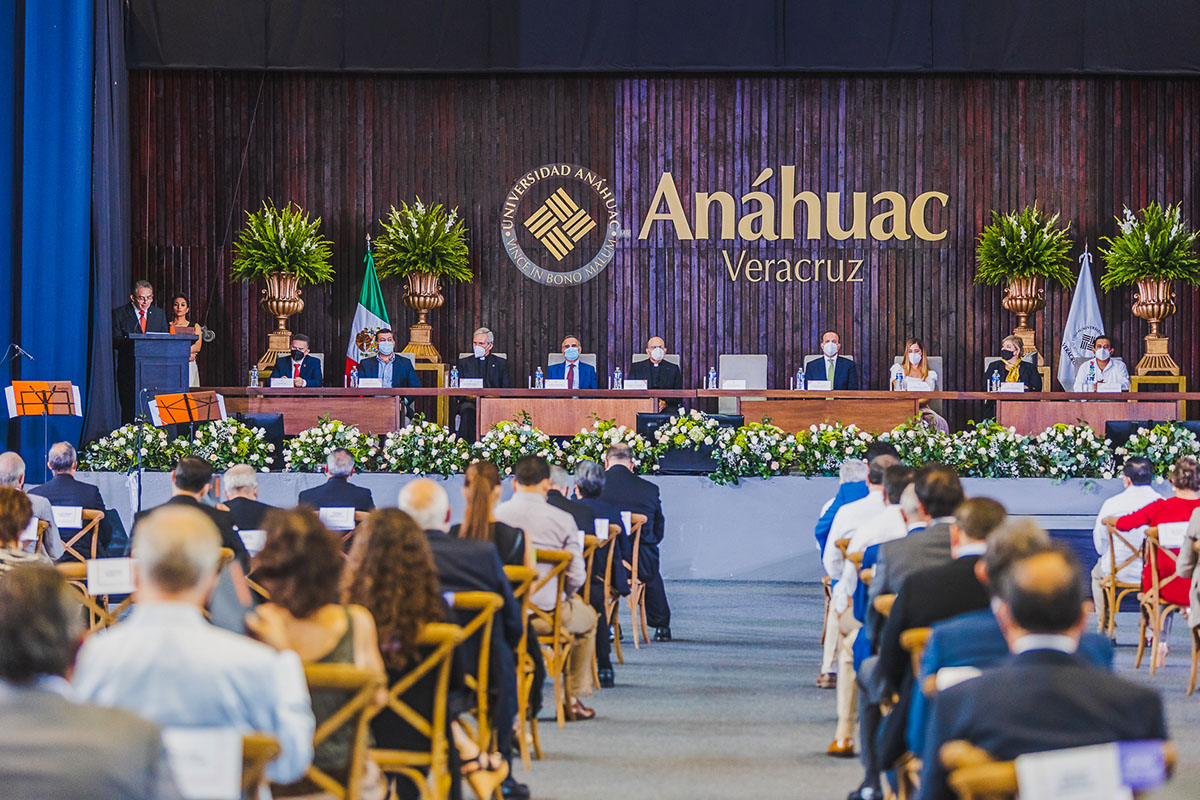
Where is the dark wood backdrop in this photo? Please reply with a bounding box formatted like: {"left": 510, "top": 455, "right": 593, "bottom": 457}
{"left": 129, "top": 71, "right": 1200, "bottom": 427}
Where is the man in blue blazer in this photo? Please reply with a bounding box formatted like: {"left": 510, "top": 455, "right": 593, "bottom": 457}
{"left": 28, "top": 442, "right": 112, "bottom": 558}
{"left": 297, "top": 449, "right": 375, "bottom": 513}
{"left": 272, "top": 333, "right": 323, "bottom": 387}
{"left": 356, "top": 329, "right": 420, "bottom": 388}
{"left": 545, "top": 334, "right": 597, "bottom": 389}
{"left": 807, "top": 330, "right": 860, "bottom": 390}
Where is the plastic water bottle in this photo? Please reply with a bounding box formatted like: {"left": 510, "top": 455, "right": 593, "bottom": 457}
{"left": 890, "top": 365, "right": 905, "bottom": 391}
{"left": 249, "top": 365, "right": 259, "bottom": 387}
{"left": 1086, "top": 361, "right": 1097, "bottom": 392}
{"left": 989, "top": 369, "right": 1001, "bottom": 393}
{"left": 449, "top": 366, "right": 459, "bottom": 388}
{"left": 349, "top": 366, "right": 359, "bottom": 388}
{"left": 613, "top": 366, "right": 623, "bottom": 389}
{"left": 795, "top": 366, "right": 805, "bottom": 391}
{"left": 535, "top": 366, "right": 544, "bottom": 389}
{"left": 707, "top": 366, "right": 718, "bottom": 389}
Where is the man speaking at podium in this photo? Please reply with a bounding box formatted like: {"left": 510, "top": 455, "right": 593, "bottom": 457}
{"left": 112, "top": 280, "right": 170, "bottom": 422}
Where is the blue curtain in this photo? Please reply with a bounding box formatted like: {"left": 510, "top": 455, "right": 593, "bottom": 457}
{"left": 0, "top": 1, "right": 19, "bottom": 454}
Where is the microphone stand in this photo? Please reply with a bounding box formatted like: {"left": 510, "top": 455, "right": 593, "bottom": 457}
{"left": 1, "top": 343, "right": 35, "bottom": 365}
{"left": 133, "top": 387, "right": 150, "bottom": 513}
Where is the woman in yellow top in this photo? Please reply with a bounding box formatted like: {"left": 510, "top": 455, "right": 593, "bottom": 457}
{"left": 169, "top": 293, "right": 203, "bottom": 387}
{"left": 983, "top": 334, "right": 1042, "bottom": 390}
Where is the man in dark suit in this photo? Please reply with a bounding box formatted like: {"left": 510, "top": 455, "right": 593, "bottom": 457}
{"left": 807, "top": 330, "right": 860, "bottom": 390}
{"left": 397, "top": 478, "right": 527, "bottom": 800}
{"left": 357, "top": 329, "right": 420, "bottom": 388}
{"left": 628, "top": 336, "right": 683, "bottom": 412}
{"left": 599, "top": 443, "right": 672, "bottom": 641}
{"left": 134, "top": 456, "right": 249, "bottom": 571}
{"left": 572, "top": 460, "right": 629, "bottom": 687}
{"left": 455, "top": 326, "right": 510, "bottom": 441}
{"left": 0, "top": 566, "right": 183, "bottom": 799}
{"left": 221, "top": 464, "right": 276, "bottom": 531}
{"left": 917, "top": 548, "right": 1168, "bottom": 800}
{"left": 29, "top": 441, "right": 112, "bottom": 558}
{"left": 112, "top": 280, "right": 170, "bottom": 422}
{"left": 546, "top": 465, "right": 595, "bottom": 533}
{"left": 545, "top": 334, "right": 597, "bottom": 389}
{"left": 272, "top": 332, "right": 323, "bottom": 387}
{"left": 297, "top": 448, "right": 375, "bottom": 513}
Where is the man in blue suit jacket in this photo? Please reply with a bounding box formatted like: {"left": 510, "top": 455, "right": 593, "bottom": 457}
{"left": 356, "top": 329, "right": 420, "bottom": 388}
{"left": 272, "top": 333, "right": 323, "bottom": 387}
{"left": 545, "top": 334, "right": 597, "bottom": 389}
{"left": 808, "top": 330, "right": 860, "bottom": 390}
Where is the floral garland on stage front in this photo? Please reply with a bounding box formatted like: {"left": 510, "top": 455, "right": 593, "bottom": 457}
{"left": 792, "top": 423, "right": 876, "bottom": 477}
{"left": 710, "top": 422, "right": 799, "bottom": 485}
{"left": 559, "top": 418, "right": 659, "bottom": 474}
{"left": 377, "top": 416, "right": 473, "bottom": 475}
{"left": 471, "top": 415, "right": 556, "bottom": 475}
{"left": 191, "top": 418, "right": 275, "bottom": 472}
{"left": 283, "top": 417, "right": 379, "bottom": 472}
{"left": 1115, "top": 424, "right": 1200, "bottom": 479}
{"left": 80, "top": 422, "right": 186, "bottom": 472}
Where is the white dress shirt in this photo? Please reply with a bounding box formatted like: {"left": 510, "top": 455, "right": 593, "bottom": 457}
{"left": 494, "top": 491, "right": 586, "bottom": 610}
{"left": 823, "top": 489, "right": 885, "bottom": 579}
{"left": 832, "top": 504, "right": 909, "bottom": 612}
{"left": 72, "top": 603, "right": 315, "bottom": 784}
{"left": 1092, "top": 484, "right": 1162, "bottom": 583}
{"left": 1073, "top": 357, "right": 1131, "bottom": 391}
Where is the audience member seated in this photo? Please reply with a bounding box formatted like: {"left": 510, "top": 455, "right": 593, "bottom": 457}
{"left": 0, "top": 565, "right": 183, "bottom": 799}
{"left": 247, "top": 507, "right": 388, "bottom": 799}
{"left": 1178, "top": 507, "right": 1200, "bottom": 644}
{"left": 451, "top": 461, "right": 530, "bottom": 567}
{"left": 397, "top": 481, "right": 526, "bottom": 799}
{"left": 546, "top": 465, "right": 595, "bottom": 534}
{"left": 599, "top": 443, "right": 673, "bottom": 641}
{"left": 1088, "top": 456, "right": 1160, "bottom": 631}
{"left": 815, "top": 457, "right": 871, "bottom": 689}
{"left": 916, "top": 547, "right": 1168, "bottom": 800}
{"left": 0, "top": 451, "right": 62, "bottom": 560}
{"left": 495, "top": 456, "right": 599, "bottom": 721}
{"left": 572, "top": 459, "right": 629, "bottom": 688}
{"left": 29, "top": 441, "right": 111, "bottom": 558}
{"left": 0, "top": 488, "right": 49, "bottom": 573}
{"left": 135, "top": 456, "right": 249, "bottom": 571}
{"left": 222, "top": 464, "right": 277, "bottom": 531}
{"left": 298, "top": 449, "right": 375, "bottom": 514}
{"left": 73, "top": 505, "right": 315, "bottom": 786}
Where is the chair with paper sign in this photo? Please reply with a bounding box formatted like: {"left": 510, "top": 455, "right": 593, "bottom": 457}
{"left": 622, "top": 513, "right": 652, "bottom": 648}
{"left": 1136, "top": 524, "right": 1190, "bottom": 673}
{"left": 55, "top": 508, "right": 106, "bottom": 563}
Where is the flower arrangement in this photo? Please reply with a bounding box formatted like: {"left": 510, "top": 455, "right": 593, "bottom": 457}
{"left": 1115, "top": 423, "right": 1200, "bottom": 479}
{"left": 230, "top": 199, "right": 335, "bottom": 285}
{"left": 373, "top": 199, "right": 472, "bottom": 282}
{"left": 879, "top": 420, "right": 955, "bottom": 466}
{"left": 792, "top": 422, "right": 875, "bottom": 477}
{"left": 472, "top": 416, "right": 556, "bottom": 475}
{"left": 949, "top": 421, "right": 1029, "bottom": 478}
{"left": 1027, "top": 423, "right": 1115, "bottom": 479}
{"left": 79, "top": 423, "right": 187, "bottom": 472}
{"left": 376, "top": 417, "right": 473, "bottom": 475}
{"left": 190, "top": 418, "right": 275, "bottom": 472}
{"left": 652, "top": 409, "right": 723, "bottom": 452}
{"left": 283, "top": 417, "right": 379, "bottom": 472}
{"left": 1099, "top": 203, "right": 1200, "bottom": 290}
{"left": 711, "top": 422, "right": 798, "bottom": 485}
{"left": 974, "top": 205, "right": 1076, "bottom": 287}
{"left": 560, "top": 418, "right": 659, "bottom": 474}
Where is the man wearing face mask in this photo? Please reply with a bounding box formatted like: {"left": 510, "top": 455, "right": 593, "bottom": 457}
{"left": 357, "top": 329, "right": 420, "bottom": 388}
{"left": 546, "top": 335, "right": 597, "bottom": 389}
{"left": 807, "top": 331, "right": 860, "bottom": 390}
{"left": 1072, "top": 336, "right": 1130, "bottom": 392}
{"left": 454, "top": 327, "right": 510, "bottom": 440}
{"left": 273, "top": 334, "right": 323, "bottom": 387}
{"left": 629, "top": 336, "right": 683, "bottom": 411}
{"left": 983, "top": 334, "right": 1042, "bottom": 391}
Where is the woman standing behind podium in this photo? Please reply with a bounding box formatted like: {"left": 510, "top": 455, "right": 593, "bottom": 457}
{"left": 982, "top": 334, "right": 1042, "bottom": 391}
{"left": 169, "top": 293, "right": 203, "bottom": 387}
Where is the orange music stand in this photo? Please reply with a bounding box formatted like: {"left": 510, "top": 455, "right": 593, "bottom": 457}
{"left": 5, "top": 381, "right": 83, "bottom": 481}
{"left": 149, "top": 391, "right": 226, "bottom": 434}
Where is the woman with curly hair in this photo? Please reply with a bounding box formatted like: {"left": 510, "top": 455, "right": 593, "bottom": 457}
{"left": 245, "top": 508, "right": 387, "bottom": 800}
{"left": 0, "top": 487, "right": 48, "bottom": 574}
{"left": 344, "top": 508, "right": 507, "bottom": 799}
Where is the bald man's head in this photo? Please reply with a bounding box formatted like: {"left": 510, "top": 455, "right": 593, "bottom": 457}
{"left": 996, "top": 548, "right": 1084, "bottom": 635}
{"left": 132, "top": 505, "right": 222, "bottom": 594}
{"left": 398, "top": 478, "right": 450, "bottom": 532}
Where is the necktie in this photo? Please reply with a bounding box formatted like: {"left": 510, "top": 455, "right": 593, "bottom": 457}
{"left": 294, "top": 361, "right": 301, "bottom": 379}
{"left": 827, "top": 358, "right": 835, "bottom": 379}
{"left": 567, "top": 363, "right": 575, "bottom": 389}
{"left": 138, "top": 312, "right": 146, "bottom": 333}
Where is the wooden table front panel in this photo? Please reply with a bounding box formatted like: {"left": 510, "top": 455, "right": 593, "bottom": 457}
{"left": 222, "top": 396, "right": 401, "bottom": 434}
{"left": 478, "top": 397, "right": 657, "bottom": 436}
{"left": 997, "top": 400, "right": 1179, "bottom": 436}
{"left": 750, "top": 398, "right": 919, "bottom": 433}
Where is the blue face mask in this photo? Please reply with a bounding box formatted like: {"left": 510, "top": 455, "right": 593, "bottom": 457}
{"left": 564, "top": 346, "right": 580, "bottom": 361}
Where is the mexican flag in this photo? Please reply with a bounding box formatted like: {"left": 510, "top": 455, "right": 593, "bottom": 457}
{"left": 345, "top": 243, "right": 390, "bottom": 378}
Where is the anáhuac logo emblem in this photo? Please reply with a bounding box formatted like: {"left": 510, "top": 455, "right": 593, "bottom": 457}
{"left": 501, "top": 163, "right": 619, "bottom": 286}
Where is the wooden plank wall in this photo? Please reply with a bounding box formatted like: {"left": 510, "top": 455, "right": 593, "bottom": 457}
{"left": 129, "top": 72, "right": 1200, "bottom": 428}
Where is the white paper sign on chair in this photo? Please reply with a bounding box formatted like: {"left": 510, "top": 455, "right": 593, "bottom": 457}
{"left": 318, "top": 507, "right": 356, "bottom": 531}
{"left": 620, "top": 511, "right": 632, "bottom": 537}
{"left": 52, "top": 505, "right": 83, "bottom": 529}
{"left": 238, "top": 529, "right": 267, "bottom": 556}
{"left": 86, "top": 558, "right": 137, "bottom": 595}
{"left": 594, "top": 518, "right": 609, "bottom": 541}
{"left": 162, "top": 727, "right": 242, "bottom": 800}
{"left": 1015, "top": 743, "right": 1129, "bottom": 800}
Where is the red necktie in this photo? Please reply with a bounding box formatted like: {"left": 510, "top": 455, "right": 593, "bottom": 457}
{"left": 138, "top": 312, "right": 146, "bottom": 333}
{"left": 567, "top": 363, "right": 575, "bottom": 389}
{"left": 294, "top": 362, "right": 301, "bottom": 379}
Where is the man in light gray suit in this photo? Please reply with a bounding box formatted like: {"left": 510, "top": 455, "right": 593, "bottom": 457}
{"left": 0, "top": 565, "right": 181, "bottom": 799}
{"left": 0, "top": 451, "right": 63, "bottom": 560}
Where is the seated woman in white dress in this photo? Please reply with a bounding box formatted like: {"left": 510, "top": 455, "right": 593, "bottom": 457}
{"left": 895, "top": 338, "right": 938, "bottom": 390}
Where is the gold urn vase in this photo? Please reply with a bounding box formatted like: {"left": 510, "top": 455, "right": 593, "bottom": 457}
{"left": 257, "top": 272, "right": 305, "bottom": 372}
{"left": 1001, "top": 275, "right": 1045, "bottom": 364}
{"left": 1131, "top": 278, "right": 1179, "bottom": 375}
{"left": 401, "top": 271, "right": 443, "bottom": 362}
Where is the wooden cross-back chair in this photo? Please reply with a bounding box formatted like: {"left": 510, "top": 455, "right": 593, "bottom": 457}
{"left": 1136, "top": 524, "right": 1189, "bottom": 674}
{"left": 820, "top": 575, "right": 833, "bottom": 647}
{"left": 1100, "top": 520, "right": 1144, "bottom": 637}
{"left": 449, "top": 591, "right": 504, "bottom": 753}
{"left": 32, "top": 518, "right": 48, "bottom": 557}
{"left": 1188, "top": 538, "right": 1200, "bottom": 696}
{"left": 503, "top": 564, "right": 538, "bottom": 769}
{"left": 368, "top": 622, "right": 465, "bottom": 800}
{"left": 56, "top": 562, "right": 132, "bottom": 631}
{"left": 874, "top": 593, "right": 897, "bottom": 618}
{"left": 56, "top": 508, "right": 105, "bottom": 563}
{"left": 242, "top": 733, "right": 281, "bottom": 799}
{"left": 888, "top": 627, "right": 934, "bottom": 800}
{"left": 622, "top": 513, "right": 651, "bottom": 648}
{"left": 529, "top": 548, "right": 575, "bottom": 731}
{"left": 590, "top": 524, "right": 626, "bottom": 675}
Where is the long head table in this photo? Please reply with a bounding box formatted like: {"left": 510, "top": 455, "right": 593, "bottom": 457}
{"left": 202, "top": 387, "right": 1195, "bottom": 436}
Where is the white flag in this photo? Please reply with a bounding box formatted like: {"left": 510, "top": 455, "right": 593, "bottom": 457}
{"left": 1058, "top": 245, "right": 1106, "bottom": 390}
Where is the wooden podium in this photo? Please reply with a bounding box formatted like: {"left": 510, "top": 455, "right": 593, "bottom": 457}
{"left": 116, "top": 332, "right": 196, "bottom": 422}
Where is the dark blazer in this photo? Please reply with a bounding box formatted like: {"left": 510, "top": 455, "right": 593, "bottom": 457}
{"left": 545, "top": 360, "right": 598, "bottom": 389}
{"left": 111, "top": 303, "right": 169, "bottom": 340}
{"left": 576, "top": 494, "right": 631, "bottom": 596}
{"left": 135, "top": 494, "right": 249, "bottom": 570}
{"left": 224, "top": 496, "right": 276, "bottom": 531}
{"left": 422, "top": 529, "right": 523, "bottom": 652}
{"left": 598, "top": 465, "right": 665, "bottom": 547}
{"left": 918, "top": 649, "right": 1168, "bottom": 800}
{"left": 982, "top": 358, "right": 1042, "bottom": 391}
{"left": 29, "top": 473, "right": 104, "bottom": 511}
{"left": 449, "top": 521, "right": 526, "bottom": 568}
{"left": 628, "top": 359, "right": 682, "bottom": 390}
{"left": 297, "top": 476, "right": 375, "bottom": 513}
{"left": 868, "top": 521, "right": 954, "bottom": 644}
{"left": 456, "top": 354, "right": 510, "bottom": 388}
{"left": 273, "top": 354, "right": 323, "bottom": 386}
{"left": 358, "top": 355, "right": 420, "bottom": 388}
{"left": 807, "top": 355, "right": 860, "bottom": 390}
{"left": 546, "top": 490, "right": 595, "bottom": 533}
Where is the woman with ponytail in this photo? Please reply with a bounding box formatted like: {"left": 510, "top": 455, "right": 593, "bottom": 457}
{"left": 451, "top": 461, "right": 530, "bottom": 567}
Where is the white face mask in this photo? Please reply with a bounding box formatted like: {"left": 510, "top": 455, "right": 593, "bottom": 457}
{"left": 377, "top": 340, "right": 395, "bottom": 356}
{"left": 908, "top": 352, "right": 922, "bottom": 365}
{"left": 473, "top": 345, "right": 487, "bottom": 359}
{"left": 650, "top": 346, "right": 665, "bottom": 362}
{"left": 1095, "top": 348, "right": 1111, "bottom": 361}
{"left": 822, "top": 341, "right": 839, "bottom": 358}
